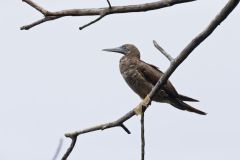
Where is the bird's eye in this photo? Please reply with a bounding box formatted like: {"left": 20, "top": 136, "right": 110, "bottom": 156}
{"left": 122, "top": 45, "right": 129, "bottom": 52}
{"left": 122, "top": 45, "right": 127, "bottom": 49}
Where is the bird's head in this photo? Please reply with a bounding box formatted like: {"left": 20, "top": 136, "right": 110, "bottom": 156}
{"left": 103, "top": 44, "right": 140, "bottom": 58}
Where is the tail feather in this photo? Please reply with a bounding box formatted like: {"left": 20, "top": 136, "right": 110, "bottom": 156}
{"left": 170, "top": 99, "right": 207, "bottom": 115}
{"left": 178, "top": 94, "right": 199, "bottom": 102}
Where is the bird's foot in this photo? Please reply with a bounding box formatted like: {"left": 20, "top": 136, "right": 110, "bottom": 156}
{"left": 134, "top": 95, "right": 151, "bottom": 115}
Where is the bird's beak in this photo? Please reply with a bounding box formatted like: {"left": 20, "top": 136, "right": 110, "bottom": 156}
{"left": 102, "top": 46, "right": 126, "bottom": 54}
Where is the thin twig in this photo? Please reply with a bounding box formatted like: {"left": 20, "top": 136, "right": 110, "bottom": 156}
{"left": 20, "top": 16, "right": 60, "bottom": 30}
{"left": 61, "top": 136, "right": 77, "bottom": 160}
{"left": 21, "top": 0, "right": 196, "bottom": 30}
{"left": 106, "top": 0, "right": 112, "bottom": 8}
{"left": 60, "top": 0, "right": 239, "bottom": 159}
{"left": 22, "top": 0, "right": 48, "bottom": 15}
{"left": 141, "top": 112, "right": 145, "bottom": 160}
{"left": 120, "top": 124, "right": 131, "bottom": 134}
{"left": 79, "top": 14, "right": 106, "bottom": 30}
{"left": 52, "top": 138, "right": 63, "bottom": 160}
{"left": 153, "top": 40, "right": 174, "bottom": 62}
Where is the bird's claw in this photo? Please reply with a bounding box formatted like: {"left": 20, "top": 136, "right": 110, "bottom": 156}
{"left": 134, "top": 95, "right": 151, "bottom": 115}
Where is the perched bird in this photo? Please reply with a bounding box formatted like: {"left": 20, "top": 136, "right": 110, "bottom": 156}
{"left": 103, "top": 44, "right": 206, "bottom": 115}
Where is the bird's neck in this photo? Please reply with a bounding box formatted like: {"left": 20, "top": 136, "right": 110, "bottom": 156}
{"left": 119, "top": 55, "right": 140, "bottom": 73}
{"left": 125, "top": 51, "right": 141, "bottom": 59}
{"left": 120, "top": 54, "right": 140, "bottom": 62}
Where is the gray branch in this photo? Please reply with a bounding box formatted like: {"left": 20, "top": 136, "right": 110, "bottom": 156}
{"left": 61, "top": 0, "right": 239, "bottom": 159}
{"left": 22, "top": 0, "right": 48, "bottom": 15}
{"left": 79, "top": 14, "right": 106, "bottom": 30}
{"left": 147, "top": 0, "right": 239, "bottom": 103}
{"left": 62, "top": 110, "right": 134, "bottom": 160}
{"left": 141, "top": 112, "right": 145, "bottom": 160}
{"left": 20, "top": 16, "right": 60, "bottom": 30}
{"left": 153, "top": 40, "right": 174, "bottom": 62}
{"left": 106, "top": 0, "right": 112, "bottom": 8}
{"left": 21, "top": 0, "right": 196, "bottom": 30}
{"left": 61, "top": 136, "right": 77, "bottom": 160}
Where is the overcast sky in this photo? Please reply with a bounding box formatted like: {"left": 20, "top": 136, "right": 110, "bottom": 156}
{"left": 1, "top": 0, "right": 240, "bottom": 160}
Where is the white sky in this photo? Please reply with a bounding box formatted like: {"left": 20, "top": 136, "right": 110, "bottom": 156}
{"left": 1, "top": 0, "right": 240, "bottom": 160}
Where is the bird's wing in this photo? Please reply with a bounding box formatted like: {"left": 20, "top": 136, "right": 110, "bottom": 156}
{"left": 138, "top": 60, "right": 179, "bottom": 98}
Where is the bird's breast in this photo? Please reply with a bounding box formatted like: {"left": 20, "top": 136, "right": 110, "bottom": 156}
{"left": 120, "top": 68, "right": 153, "bottom": 99}
{"left": 119, "top": 56, "right": 169, "bottom": 102}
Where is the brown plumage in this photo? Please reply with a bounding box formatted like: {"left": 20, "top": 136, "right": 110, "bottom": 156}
{"left": 103, "top": 44, "right": 206, "bottom": 115}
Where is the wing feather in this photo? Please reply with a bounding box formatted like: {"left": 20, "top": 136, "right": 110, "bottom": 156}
{"left": 138, "top": 61, "right": 179, "bottom": 98}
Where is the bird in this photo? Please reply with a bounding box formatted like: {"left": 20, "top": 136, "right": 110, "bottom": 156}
{"left": 103, "top": 44, "right": 206, "bottom": 115}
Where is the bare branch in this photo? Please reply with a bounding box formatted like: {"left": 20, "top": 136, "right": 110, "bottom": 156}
{"left": 61, "top": 110, "right": 135, "bottom": 159}
{"left": 61, "top": 136, "right": 77, "bottom": 160}
{"left": 65, "top": 110, "right": 135, "bottom": 138}
{"left": 21, "top": 0, "right": 196, "bottom": 30}
{"left": 145, "top": 0, "right": 239, "bottom": 108}
{"left": 20, "top": 16, "right": 60, "bottom": 30}
{"left": 120, "top": 124, "right": 131, "bottom": 134}
{"left": 153, "top": 40, "right": 174, "bottom": 62}
{"left": 79, "top": 14, "right": 106, "bottom": 30}
{"left": 22, "top": 0, "right": 48, "bottom": 15}
{"left": 60, "top": 0, "right": 239, "bottom": 159}
{"left": 141, "top": 112, "right": 145, "bottom": 160}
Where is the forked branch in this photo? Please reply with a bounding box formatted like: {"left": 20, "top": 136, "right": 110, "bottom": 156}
{"left": 21, "top": 0, "right": 196, "bottom": 30}
{"left": 61, "top": 0, "right": 239, "bottom": 159}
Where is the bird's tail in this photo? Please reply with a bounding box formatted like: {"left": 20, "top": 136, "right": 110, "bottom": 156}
{"left": 177, "top": 94, "right": 199, "bottom": 102}
{"left": 170, "top": 99, "right": 207, "bottom": 115}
